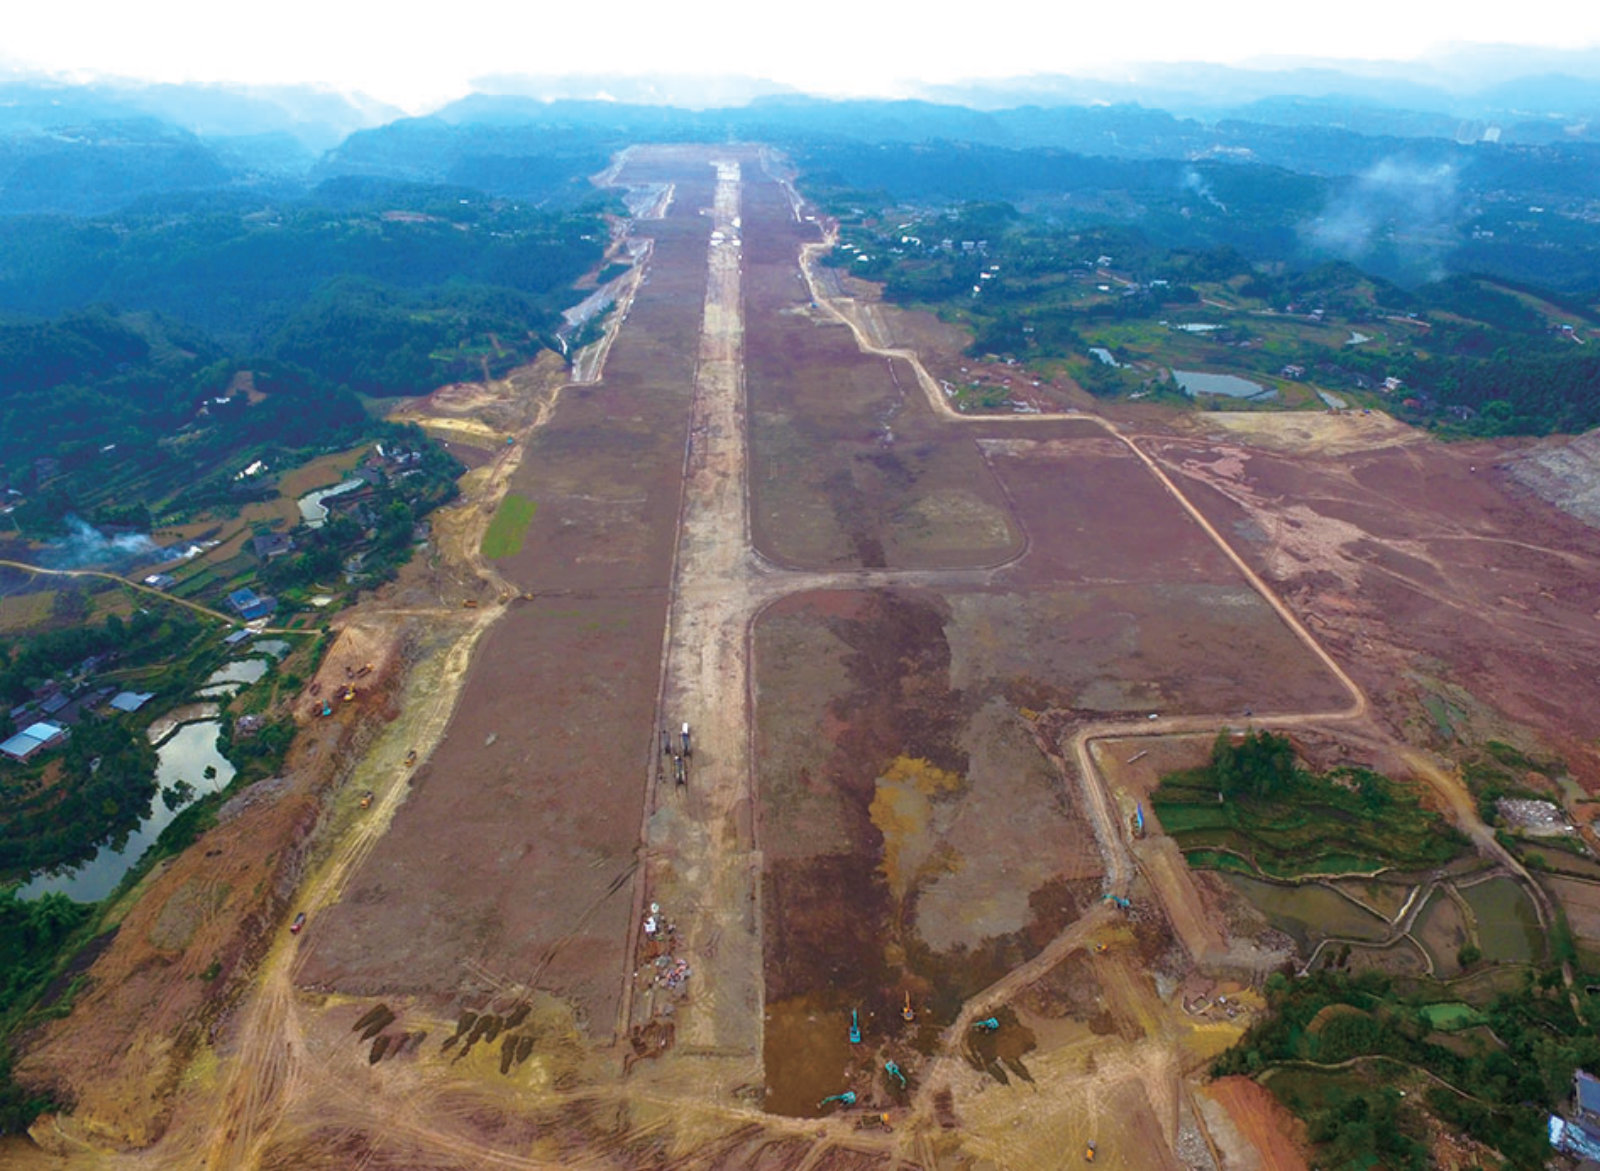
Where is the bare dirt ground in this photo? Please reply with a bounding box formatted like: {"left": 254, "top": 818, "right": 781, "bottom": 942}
{"left": 1152, "top": 425, "right": 1600, "bottom": 786}
{"left": 14, "top": 144, "right": 1599, "bottom": 1171}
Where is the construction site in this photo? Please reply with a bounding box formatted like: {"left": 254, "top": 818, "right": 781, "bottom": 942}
{"left": 9, "top": 143, "right": 1600, "bottom": 1170}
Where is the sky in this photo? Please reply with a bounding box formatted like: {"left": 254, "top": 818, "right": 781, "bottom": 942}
{"left": 5, "top": 0, "right": 1600, "bottom": 112}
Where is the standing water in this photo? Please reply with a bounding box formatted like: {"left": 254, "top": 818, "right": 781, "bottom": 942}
{"left": 20, "top": 721, "right": 236, "bottom": 903}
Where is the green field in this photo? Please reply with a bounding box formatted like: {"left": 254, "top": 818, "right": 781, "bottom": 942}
{"left": 481, "top": 494, "right": 537, "bottom": 560}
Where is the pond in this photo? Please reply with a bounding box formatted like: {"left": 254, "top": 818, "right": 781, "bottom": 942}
{"left": 20, "top": 720, "right": 237, "bottom": 903}
{"left": 1089, "top": 347, "right": 1120, "bottom": 367}
{"left": 298, "top": 479, "right": 363, "bottom": 529}
{"left": 1221, "top": 874, "right": 1390, "bottom": 950}
{"left": 1461, "top": 877, "right": 1543, "bottom": 964}
{"left": 1173, "top": 370, "right": 1277, "bottom": 401}
{"left": 196, "top": 657, "right": 269, "bottom": 699}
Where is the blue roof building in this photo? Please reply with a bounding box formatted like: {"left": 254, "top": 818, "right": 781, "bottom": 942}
{"left": 227, "top": 588, "right": 277, "bottom": 621}
{"left": 109, "top": 691, "right": 155, "bottom": 713}
{"left": 1, "top": 721, "right": 68, "bottom": 762}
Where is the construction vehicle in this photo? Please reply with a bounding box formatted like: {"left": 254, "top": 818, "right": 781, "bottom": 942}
{"left": 661, "top": 728, "right": 671, "bottom": 756}
{"left": 681, "top": 722, "right": 692, "bottom": 757}
{"left": 818, "top": 1091, "right": 856, "bottom": 1110}
{"left": 1085, "top": 1140, "right": 1097, "bottom": 1162}
{"left": 463, "top": 599, "right": 478, "bottom": 609}
{"left": 290, "top": 912, "right": 307, "bottom": 935}
{"left": 1132, "top": 803, "right": 1145, "bottom": 839}
{"left": 884, "top": 1060, "right": 906, "bottom": 1090}
{"left": 902, "top": 991, "right": 915, "bottom": 1022}
{"left": 356, "top": 663, "right": 373, "bottom": 678}
{"left": 404, "top": 749, "right": 417, "bottom": 767}
{"left": 319, "top": 702, "right": 333, "bottom": 717}
{"left": 342, "top": 685, "right": 357, "bottom": 702}
{"left": 973, "top": 1017, "right": 999, "bottom": 1033}
{"left": 360, "top": 791, "right": 374, "bottom": 809}
{"left": 1104, "top": 894, "right": 1132, "bottom": 910}
{"left": 849, "top": 1008, "right": 861, "bottom": 1043}
{"left": 674, "top": 754, "right": 687, "bottom": 786}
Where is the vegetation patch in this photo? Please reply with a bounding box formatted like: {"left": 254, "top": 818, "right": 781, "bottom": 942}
{"left": 480, "top": 494, "right": 537, "bottom": 561}
{"left": 1219, "top": 966, "right": 1598, "bottom": 1169}
{"left": 1152, "top": 731, "right": 1467, "bottom": 877}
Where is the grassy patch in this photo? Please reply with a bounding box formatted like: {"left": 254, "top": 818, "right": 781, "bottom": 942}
{"left": 1420, "top": 1002, "right": 1486, "bottom": 1031}
{"left": 481, "top": 494, "right": 537, "bottom": 561}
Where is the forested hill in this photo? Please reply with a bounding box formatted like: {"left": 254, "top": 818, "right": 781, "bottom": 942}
{"left": 0, "top": 180, "right": 609, "bottom": 352}
{"left": 0, "top": 179, "right": 611, "bottom": 530}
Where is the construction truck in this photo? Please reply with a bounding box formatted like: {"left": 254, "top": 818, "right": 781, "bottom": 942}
{"left": 1085, "top": 1140, "right": 1097, "bottom": 1162}
{"left": 681, "top": 722, "right": 692, "bottom": 757}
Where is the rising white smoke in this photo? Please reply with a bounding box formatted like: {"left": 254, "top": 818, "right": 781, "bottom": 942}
{"left": 1305, "top": 158, "right": 1459, "bottom": 276}
{"left": 39, "top": 516, "right": 158, "bottom": 569}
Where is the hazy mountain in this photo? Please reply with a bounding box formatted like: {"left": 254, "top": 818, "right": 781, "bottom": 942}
{"left": 468, "top": 73, "right": 798, "bottom": 109}
{"left": 920, "top": 47, "right": 1600, "bottom": 123}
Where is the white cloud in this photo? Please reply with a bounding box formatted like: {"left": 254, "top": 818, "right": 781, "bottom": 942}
{"left": 4, "top": 0, "right": 1599, "bottom": 110}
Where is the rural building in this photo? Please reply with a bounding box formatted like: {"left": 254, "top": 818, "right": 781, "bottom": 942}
{"left": 109, "top": 691, "right": 155, "bottom": 713}
{"left": 252, "top": 533, "right": 295, "bottom": 559}
{"left": 1551, "top": 1070, "right": 1600, "bottom": 1160}
{"left": 224, "top": 628, "right": 253, "bottom": 647}
{"left": 143, "top": 573, "right": 176, "bottom": 590}
{"left": 1576, "top": 1071, "right": 1600, "bottom": 1135}
{"left": 1, "top": 720, "right": 68, "bottom": 762}
{"left": 227, "top": 588, "right": 277, "bottom": 621}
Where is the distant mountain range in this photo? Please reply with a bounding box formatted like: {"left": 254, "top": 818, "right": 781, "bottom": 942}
{"left": 0, "top": 55, "right": 1597, "bottom": 219}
